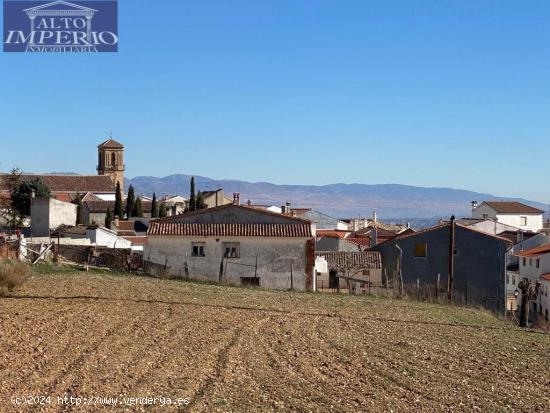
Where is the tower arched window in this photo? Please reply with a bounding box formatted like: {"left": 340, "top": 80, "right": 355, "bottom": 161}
{"left": 111, "top": 152, "right": 117, "bottom": 167}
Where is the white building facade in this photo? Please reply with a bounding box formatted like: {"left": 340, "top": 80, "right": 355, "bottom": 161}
{"left": 472, "top": 201, "right": 544, "bottom": 233}
{"left": 144, "top": 204, "right": 316, "bottom": 290}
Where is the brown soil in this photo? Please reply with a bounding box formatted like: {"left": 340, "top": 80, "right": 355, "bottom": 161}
{"left": 0, "top": 271, "right": 549, "bottom": 412}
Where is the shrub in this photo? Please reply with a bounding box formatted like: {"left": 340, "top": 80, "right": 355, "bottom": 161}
{"left": 0, "top": 261, "right": 29, "bottom": 297}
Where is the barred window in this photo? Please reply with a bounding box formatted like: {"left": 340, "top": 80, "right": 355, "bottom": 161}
{"left": 192, "top": 242, "right": 205, "bottom": 257}
{"left": 223, "top": 242, "right": 240, "bottom": 258}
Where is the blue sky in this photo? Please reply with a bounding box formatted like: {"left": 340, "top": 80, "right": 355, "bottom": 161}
{"left": 1, "top": 0, "right": 549, "bottom": 202}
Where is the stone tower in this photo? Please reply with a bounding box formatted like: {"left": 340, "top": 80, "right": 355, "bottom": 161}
{"left": 97, "top": 138, "right": 125, "bottom": 190}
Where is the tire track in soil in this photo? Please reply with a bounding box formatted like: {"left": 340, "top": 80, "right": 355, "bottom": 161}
{"left": 184, "top": 326, "right": 242, "bottom": 412}
{"left": 54, "top": 309, "right": 155, "bottom": 399}
{"left": 33, "top": 308, "right": 136, "bottom": 411}
{"left": 3, "top": 305, "right": 92, "bottom": 397}
{"left": 312, "top": 319, "right": 433, "bottom": 410}
{"left": 11, "top": 294, "right": 538, "bottom": 335}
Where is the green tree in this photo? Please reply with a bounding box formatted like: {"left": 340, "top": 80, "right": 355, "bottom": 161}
{"left": 189, "top": 176, "right": 196, "bottom": 211}
{"left": 105, "top": 207, "right": 113, "bottom": 228}
{"left": 133, "top": 197, "right": 143, "bottom": 218}
{"left": 114, "top": 181, "right": 124, "bottom": 218}
{"left": 3, "top": 167, "right": 23, "bottom": 227}
{"left": 151, "top": 193, "right": 159, "bottom": 218}
{"left": 11, "top": 176, "right": 51, "bottom": 219}
{"left": 75, "top": 192, "right": 84, "bottom": 225}
{"left": 126, "top": 185, "right": 135, "bottom": 219}
{"left": 158, "top": 202, "right": 167, "bottom": 218}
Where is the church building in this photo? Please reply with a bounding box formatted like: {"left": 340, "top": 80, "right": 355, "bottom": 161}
{"left": 0, "top": 138, "right": 126, "bottom": 233}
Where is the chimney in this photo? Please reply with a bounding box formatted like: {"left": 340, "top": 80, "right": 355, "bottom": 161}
{"left": 286, "top": 201, "right": 291, "bottom": 212}
{"left": 471, "top": 200, "right": 478, "bottom": 213}
{"left": 371, "top": 226, "right": 378, "bottom": 247}
{"left": 247, "top": 199, "right": 251, "bottom": 206}
{"left": 372, "top": 210, "right": 377, "bottom": 223}
{"left": 233, "top": 193, "right": 240, "bottom": 205}
{"left": 281, "top": 205, "right": 286, "bottom": 213}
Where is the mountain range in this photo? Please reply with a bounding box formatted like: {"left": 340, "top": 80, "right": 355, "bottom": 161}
{"left": 126, "top": 174, "right": 548, "bottom": 221}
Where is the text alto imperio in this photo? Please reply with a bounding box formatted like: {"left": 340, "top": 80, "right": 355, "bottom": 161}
{"left": 4, "top": 16, "right": 118, "bottom": 47}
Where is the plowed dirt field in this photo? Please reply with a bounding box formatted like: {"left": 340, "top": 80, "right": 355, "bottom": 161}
{"left": 1, "top": 271, "right": 549, "bottom": 412}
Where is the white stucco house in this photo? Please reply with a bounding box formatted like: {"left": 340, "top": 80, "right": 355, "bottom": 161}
{"left": 144, "top": 204, "right": 316, "bottom": 290}
{"left": 515, "top": 243, "right": 550, "bottom": 321}
{"left": 86, "top": 226, "right": 132, "bottom": 249}
{"left": 472, "top": 201, "right": 544, "bottom": 233}
{"left": 516, "top": 243, "right": 550, "bottom": 281}
{"left": 31, "top": 197, "right": 77, "bottom": 237}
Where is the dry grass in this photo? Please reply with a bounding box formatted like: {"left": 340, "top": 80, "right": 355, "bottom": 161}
{"left": 0, "top": 271, "right": 549, "bottom": 412}
{"left": 0, "top": 261, "right": 29, "bottom": 297}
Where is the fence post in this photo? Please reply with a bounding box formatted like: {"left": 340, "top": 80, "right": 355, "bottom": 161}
{"left": 290, "top": 261, "right": 294, "bottom": 290}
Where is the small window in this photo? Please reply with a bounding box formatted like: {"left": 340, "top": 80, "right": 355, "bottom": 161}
{"left": 530, "top": 259, "right": 533, "bottom": 266}
{"left": 523, "top": 257, "right": 526, "bottom": 266}
{"left": 241, "top": 277, "right": 260, "bottom": 286}
{"left": 506, "top": 273, "right": 509, "bottom": 284}
{"left": 192, "top": 242, "right": 205, "bottom": 257}
{"left": 536, "top": 259, "right": 540, "bottom": 268}
{"left": 223, "top": 242, "right": 240, "bottom": 258}
{"left": 482, "top": 214, "right": 489, "bottom": 220}
{"left": 546, "top": 309, "right": 548, "bottom": 321}
{"left": 414, "top": 243, "right": 427, "bottom": 258}
{"left": 520, "top": 216, "right": 527, "bottom": 226}
{"left": 453, "top": 249, "right": 459, "bottom": 256}
{"left": 362, "top": 269, "right": 370, "bottom": 276}
{"left": 512, "top": 275, "right": 516, "bottom": 285}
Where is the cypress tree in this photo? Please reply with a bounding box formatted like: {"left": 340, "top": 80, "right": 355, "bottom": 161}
{"left": 114, "top": 181, "right": 123, "bottom": 218}
{"left": 159, "top": 202, "right": 167, "bottom": 218}
{"left": 105, "top": 207, "right": 113, "bottom": 228}
{"left": 151, "top": 193, "right": 159, "bottom": 218}
{"left": 126, "top": 185, "right": 135, "bottom": 219}
{"left": 133, "top": 197, "right": 143, "bottom": 218}
{"left": 189, "top": 176, "right": 196, "bottom": 211}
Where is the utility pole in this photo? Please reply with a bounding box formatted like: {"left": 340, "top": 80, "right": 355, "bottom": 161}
{"left": 448, "top": 216, "right": 456, "bottom": 304}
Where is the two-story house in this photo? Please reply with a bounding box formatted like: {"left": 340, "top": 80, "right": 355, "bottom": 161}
{"left": 472, "top": 201, "right": 544, "bottom": 233}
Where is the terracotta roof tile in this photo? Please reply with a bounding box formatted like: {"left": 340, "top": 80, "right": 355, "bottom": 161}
{"left": 315, "top": 251, "right": 381, "bottom": 270}
{"left": 98, "top": 138, "right": 124, "bottom": 149}
{"left": 122, "top": 236, "right": 147, "bottom": 245}
{"left": 516, "top": 243, "right": 550, "bottom": 258}
{"left": 84, "top": 201, "right": 115, "bottom": 213}
{"left": 0, "top": 174, "right": 115, "bottom": 193}
{"left": 541, "top": 273, "right": 550, "bottom": 282}
{"left": 316, "top": 230, "right": 350, "bottom": 239}
{"left": 344, "top": 238, "right": 372, "bottom": 247}
{"left": 148, "top": 222, "right": 313, "bottom": 237}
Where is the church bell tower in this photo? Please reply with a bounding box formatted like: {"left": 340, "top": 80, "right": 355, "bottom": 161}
{"left": 97, "top": 138, "right": 125, "bottom": 190}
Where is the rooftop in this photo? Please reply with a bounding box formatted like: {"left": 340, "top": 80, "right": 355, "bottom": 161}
{"left": 482, "top": 201, "right": 544, "bottom": 214}
{"left": 148, "top": 222, "right": 313, "bottom": 237}
{"left": 0, "top": 174, "right": 115, "bottom": 193}
{"left": 315, "top": 251, "right": 382, "bottom": 270}
{"left": 515, "top": 243, "right": 550, "bottom": 258}
{"left": 98, "top": 138, "right": 124, "bottom": 149}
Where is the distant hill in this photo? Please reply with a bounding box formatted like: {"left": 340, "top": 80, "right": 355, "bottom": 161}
{"left": 126, "top": 174, "right": 548, "bottom": 220}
